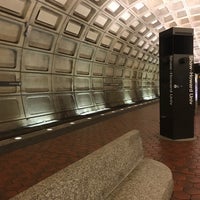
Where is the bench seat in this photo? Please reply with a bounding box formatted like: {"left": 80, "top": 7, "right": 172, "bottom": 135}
{"left": 10, "top": 130, "right": 173, "bottom": 200}
{"left": 107, "top": 158, "right": 173, "bottom": 200}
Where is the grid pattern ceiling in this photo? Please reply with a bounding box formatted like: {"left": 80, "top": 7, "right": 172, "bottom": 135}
{"left": 0, "top": 0, "right": 199, "bottom": 132}
{"left": 101, "top": 0, "right": 200, "bottom": 63}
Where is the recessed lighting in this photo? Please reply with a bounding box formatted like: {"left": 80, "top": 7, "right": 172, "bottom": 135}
{"left": 144, "top": 44, "right": 150, "bottom": 50}
{"left": 100, "top": 113, "right": 105, "bottom": 116}
{"left": 144, "top": 12, "right": 151, "bottom": 18}
{"left": 152, "top": 36, "right": 158, "bottom": 41}
{"left": 14, "top": 137, "right": 22, "bottom": 140}
{"left": 70, "top": 122, "right": 75, "bottom": 125}
{"left": 151, "top": 19, "right": 158, "bottom": 24}
{"left": 87, "top": 117, "right": 92, "bottom": 120}
{"left": 156, "top": 25, "right": 163, "bottom": 30}
{"left": 131, "top": 21, "right": 140, "bottom": 28}
{"left": 139, "top": 27, "right": 146, "bottom": 33}
{"left": 135, "top": 2, "right": 144, "bottom": 10}
{"left": 54, "top": 0, "right": 68, "bottom": 5}
{"left": 121, "top": 12, "right": 131, "bottom": 21}
{"left": 95, "top": 15, "right": 108, "bottom": 27}
{"left": 47, "top": 128, "right": 53, "bottom": 131}
{"left": 146, "top": 32, "right": 153, "bottom": 38}
{"left": 107, "top": 1, "right": 120, "bottom": 13}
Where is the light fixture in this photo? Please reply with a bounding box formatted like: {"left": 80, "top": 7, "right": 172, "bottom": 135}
{"left": 135, "top": 2, "right": 144, "bottom": 10}
{"left": 139, "top": 27, "right": 147, "bottom": 33}
{"left": 74, "top": 3, "right": 91, "bottom": 18}
{"left": 130, "top": 36, "right": 138, "bottom": 43}
{"left": 107, "top": 1, "right": 120, "bottom": 13}
{"left": 121, "top": 12, "right": 131, "bottom": 21}
{"left": 109, "top": 23, "right": 120, "bottom": 33}
{"left": 14, "top": 137, "right": 22, "bottom": 140}
{"left": 151, "top": 19, "right": 158, "bottom": 24}
{"left": 155, "top": 25, "right": 163, "bottom": 30}
{"left": 54, "top": 0, "right": 68, "bottom": 4}
{"left": 131, "top": 20, "right": 139, "bottom": 28}
{"left": 138, "top": 40, "right": 144, "bottom": 47}
{"left": 144, "top": 12, "right": 151, "bottom": 18}
{"left": 95, "top": 15, "right": 108, "bottom": 27}
{"left": 152, "top": 36, "right": 158, "bottom": 42}
{"left": 146, "top": 32, "right": 153, "bottom": 38}
{"left": 27, "top": 120, "right": 58, "bottom": 127}
{"left": 144, "top": 44, "right": 150, "bottom": 50}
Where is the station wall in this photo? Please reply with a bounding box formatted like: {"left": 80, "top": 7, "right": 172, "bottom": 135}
{"left": 0, "top": 0, "right": 159, "bottom": 134}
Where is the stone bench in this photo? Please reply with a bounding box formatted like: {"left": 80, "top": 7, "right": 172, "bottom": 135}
{"left": 11, "top": 130, "right": 173, "bottom": 200}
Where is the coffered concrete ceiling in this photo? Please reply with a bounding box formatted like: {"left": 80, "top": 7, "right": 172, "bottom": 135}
{"left": 0, "top": 0, "right": 199, "bottom": 135}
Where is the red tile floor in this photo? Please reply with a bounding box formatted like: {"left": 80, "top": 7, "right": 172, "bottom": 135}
{"left": 0, "top": 101, "right": 200, "bottom": 200}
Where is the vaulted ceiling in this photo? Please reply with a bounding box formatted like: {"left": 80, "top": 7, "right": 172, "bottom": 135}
{"left": 50, "top": 0, "right": 199, "bottom": 62}
{"left": 0, "top": 0, "right": 199, "bottom": 135}
{"left": 95, "top": 0, "right": 200, "bottom": 62}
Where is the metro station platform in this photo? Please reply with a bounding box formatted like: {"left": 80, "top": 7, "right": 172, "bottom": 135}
{"left": 0, "top": 101, "right": 200, "bottom": 200}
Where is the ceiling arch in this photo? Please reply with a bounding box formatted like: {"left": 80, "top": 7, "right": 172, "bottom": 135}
{"left": 0, "top": 0, "right": 198, "bottom": 137}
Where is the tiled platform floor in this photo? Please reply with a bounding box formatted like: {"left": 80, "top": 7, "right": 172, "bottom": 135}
{"left": 0, "top": 102, "right": 200, "bottom": 200}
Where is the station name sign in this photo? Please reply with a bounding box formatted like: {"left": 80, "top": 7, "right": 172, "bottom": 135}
{"left": 188, "top": 56, "right": 194, "bottom": 105}
{"left": 169, "top": 55, "right": 194, "bottom": 106}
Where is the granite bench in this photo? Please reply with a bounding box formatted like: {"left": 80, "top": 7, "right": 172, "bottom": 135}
{"left": 11, "top": 130, "right": 173, "bottom": 200}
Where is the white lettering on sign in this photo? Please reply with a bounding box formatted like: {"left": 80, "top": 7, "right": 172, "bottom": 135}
{"left": 188, "top": 55, "right": 194, "bottom": 105}
{"left": 169, "top": 56, "right": 173, "bottom": 106}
